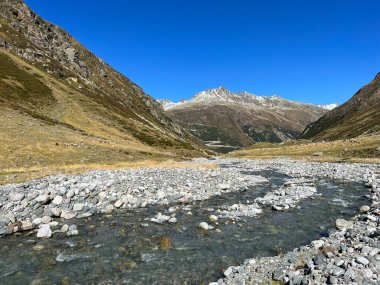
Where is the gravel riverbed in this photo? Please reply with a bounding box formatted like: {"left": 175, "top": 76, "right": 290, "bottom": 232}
{"left": 0, "top": 158, "right": 379, "bottom": 284}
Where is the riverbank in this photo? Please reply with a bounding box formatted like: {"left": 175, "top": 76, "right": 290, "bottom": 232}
{"left": 231, "top": 133, "right": 380, "bottom": 164}
{"left": 0, "top": 158, "right": 379, "bottom": 284}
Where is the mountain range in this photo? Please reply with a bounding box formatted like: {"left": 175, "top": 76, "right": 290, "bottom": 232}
{"left": 159, "top": 88, "right": 333, "bottom": 152}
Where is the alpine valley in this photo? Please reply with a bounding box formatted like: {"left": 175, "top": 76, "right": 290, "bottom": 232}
{"left": 1, "top": 1, "right": 380, "bottom": 285}
{"left": 159, "top": 87, "right": 335, "bottom": 152}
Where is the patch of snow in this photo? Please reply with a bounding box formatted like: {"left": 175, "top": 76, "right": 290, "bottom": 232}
{"left": 317, "top": 103, "right": 339, "bottom": 110}
{"left": 157, "top": 99, "right": 180, "bottom": 110}
{"left": 158, "top": 87, "right": 328, "bottom": 111}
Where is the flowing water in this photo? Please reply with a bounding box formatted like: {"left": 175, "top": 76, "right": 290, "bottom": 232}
{"left": 0, "top": 171, "right": 369, "bottom": 285}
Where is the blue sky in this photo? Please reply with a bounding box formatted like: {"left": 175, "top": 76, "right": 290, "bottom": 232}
{"left": 24, "top": 0, "right": 380, "bottom": 104}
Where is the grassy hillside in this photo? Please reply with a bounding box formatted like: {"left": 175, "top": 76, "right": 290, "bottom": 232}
{"left": 302, "top": 73, "right": 380, "bottom": 140}
{"left": 231, "top": 133, "right": 380, "bottom": 163}
{"left": 0, "top": 0, "right": 213, "bottom": 184}
{"left": 0, "top": 50, "right": 212, "bottom": 184}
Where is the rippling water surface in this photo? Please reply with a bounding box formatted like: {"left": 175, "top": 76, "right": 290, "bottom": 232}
{"left": 0, "top": 171, "right": 369, "bottom": 285}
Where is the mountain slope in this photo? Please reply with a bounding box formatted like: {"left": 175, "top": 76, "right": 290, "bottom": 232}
{"left": 302, "top": 73, "right": 380, "bottom": 140}
{"left": 159, "top": 87, "right": 328, "bottom": 152}
{"left": 0, "top": 0, "right": 209, "bottom": 177}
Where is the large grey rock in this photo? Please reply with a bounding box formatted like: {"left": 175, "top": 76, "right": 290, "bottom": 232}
{"left": 52, "top": 195, "right": 64, "bottom": 205}
{"left": 50, "top": 207, "right": 62, "bottom": 217}
{"left": 0, "top": 226, "right": 13, "bottom": 235}
{"left": 335, "top": 219, "right": 352, "bottom": 230}
{"left": 60, "top": 210, "right": 77, "bottom": 220}
{"left": 359, "top": 205, "right": 370, "bottom": 213}
{"left": 198, "top": 222, "right": 210, "bottom": 230}
{"left": 60, "top": 224, "right": 69, "bottom": 233}
{"left": 73, "top": 203, "right": 84, "bottom": 212}
{"left": 333, "top": 267, "right": 345, "bottom": 276}
{"left": 11, "top": 193, "right": 25, "bottom": 202}
{"left": 37, "top": 224, "right": 52, "bottom": 238}
{"left": 66, "top": 190, "right": 75, "bottom": 198}
{"left": 114, "top": 200, "right": 123, "bottom": 208}
{"left": 219, "top": 184, "right": 230, "bottom": 190}
{"left": 21, "top": 221, "right": 34, "bottom": 231}
{"left": 356, "top": 256, "right": 369, "bottom": 265}
{"left": 0, "top": 212, "right": 16, "bottom": 224}
{"left": 41, "top": 216, "right": 52, "bottom": 224}
{"left": 35, "top": 195, "right": 50, "bottom": 205}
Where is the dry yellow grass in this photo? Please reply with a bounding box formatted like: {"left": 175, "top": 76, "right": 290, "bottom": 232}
{"left": 231, "top": 134, "right": 380, "bottom": 163}
{"left": 0, "top": 107, "right": 215, "bottom": 185}
{"left": 0, "top": 50, "right": 211, "bottom": 185}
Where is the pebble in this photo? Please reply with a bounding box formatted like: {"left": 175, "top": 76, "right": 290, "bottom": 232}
{"left": 311, "top": 240, "right": 325, "bottom": 249}
{"left": 50, "top": 207, "right": 62, "bottom": 217}
{"left": 21, "top": 221, "right": 33, "bottom": 231}
{"left": 219, "top": 184, "right": 230, "bottom": 190}
{"left": 33, "top": 244, "right": 45, "bottom": 251}
{"left": 333, "top": 267, "right": 345, "bottom": 276}
{"left": 73, "top": 203, "right": 84, "bottom": 212}
{"left": 114, "top": 200, "right": 123, "bottom": 208}
{"left": 11, "top": 193, "right": 25, "bottom": 202}
{"left": 224, "top": 266, "right": 235, "bottom": 277}
{"left": 168, "top": 217, "right": 177, "bottom": 224}
{"left": 356, "top": 256, "right": 369, "bottom": 265}
{"left": 61, "top": 224, "right": 69, "bottom": 233}
{"left": 52, "top": 195, "right": 64, "bottom": 205}
{"left": 359, "top": 205, "right": 371, "bottom": 213}
{"left": 32, "top": 218, "right": 42, "bottom": 226}
{"left": 41, "top": 216, "right": 52, "bottom": 224}
{"left": 66, "top": 190, "right": 75, "bottom": 198}
{"left": 209, "top": 215, "right": 218, "bottom": 222}
{"left": 198, "top": 222, "right": 210, "bottom": 230}
{"left": 37, "top": 224, "right": 52, "bottom": 238}
{"left": 35, "top": 195, "right": 50, "bottom": 205}
{"left": 335, "top": 218, "right": 351, "bottom": 230}
{"left": 61, "top": 211, "right": 77, "bottom": 220}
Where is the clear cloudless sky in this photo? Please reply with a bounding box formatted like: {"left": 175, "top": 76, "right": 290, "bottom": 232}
{"left": 24, "top": 0, "right": 380, "bottom": 104}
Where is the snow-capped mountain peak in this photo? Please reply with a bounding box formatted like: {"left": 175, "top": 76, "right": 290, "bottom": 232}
{"left": 317, "top": 103, "right": 339, "bottom": 110}
{"left": 158, "top": 87, "right": 337, "bottom": 112}
{"left": 157, "top": 99, "right": 178, "bottom": 110}
{"left": 191, "top": 87, "right": 236, "bottom": 103}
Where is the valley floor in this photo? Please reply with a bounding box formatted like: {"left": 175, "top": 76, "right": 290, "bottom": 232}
{"left": 0, "top": 158, "right": 379, "bottom": 284}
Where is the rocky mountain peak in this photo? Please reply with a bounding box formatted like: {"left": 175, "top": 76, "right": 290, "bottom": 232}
{"left": 191, "top": 87, "right": 235, "bottom": 103}
{"left": 160, "top": 87, "right": 304, "bottom": 110}
{"left": 158, "top": 87, "right": 338, "bottom": 112}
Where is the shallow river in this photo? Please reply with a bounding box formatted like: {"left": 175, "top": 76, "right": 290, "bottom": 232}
{"left": 0, "top": 171, "right": 369, "bottom": 285}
